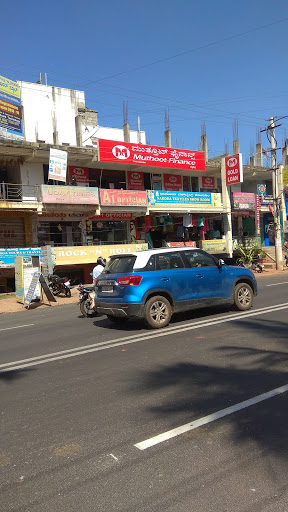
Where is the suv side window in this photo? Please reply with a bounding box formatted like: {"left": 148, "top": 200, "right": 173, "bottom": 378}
{"left": 156, "top": 252, "right": 185, "bottom": 270}
{"left": 184, "top": 250, "right": 217, "bottom": 268}
{"left": 139, "top": 255, "right": 156, "bottom": 272}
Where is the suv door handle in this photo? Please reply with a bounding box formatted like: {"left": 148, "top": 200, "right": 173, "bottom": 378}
{"left": 196, "top": 274, "right": 204, "bottom": 278}
{"left": 161, "top": 277, "right": 170, "bottom": 281}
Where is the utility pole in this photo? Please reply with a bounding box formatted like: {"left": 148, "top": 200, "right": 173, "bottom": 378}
{"left": 269, "top": 117, "right": 283, "bottom": 270}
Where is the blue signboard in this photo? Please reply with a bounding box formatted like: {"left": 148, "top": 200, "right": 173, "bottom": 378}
{"left": 0, "top": 74, "right": 24, "bottom": 140}
{"left": 0, "top": 248, "right": 42, "bottom": 267}
{"left": 147, "top": 190, "right": 221, "bottom": 207}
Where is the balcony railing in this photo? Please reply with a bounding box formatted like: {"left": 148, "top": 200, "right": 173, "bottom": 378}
{"left": 0, "top": 183, "right": 40, "bottom": 202}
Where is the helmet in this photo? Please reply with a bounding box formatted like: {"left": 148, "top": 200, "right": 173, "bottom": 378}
{"left": 97, "top": 257, "right": 106, "bottom": 266}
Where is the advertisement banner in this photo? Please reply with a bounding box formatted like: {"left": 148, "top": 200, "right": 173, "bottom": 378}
{"left": 55, "top": 243, "right": 148, "bottom": 266}
{"left": 68, "top": 166, "right": 89, "bottom": 186}
{"left": 225, "top": 154, "right": 243, "bottom": 185}
{"left": 167, "top": 242, "right": 196, "bottom": 247}
{"left": 147, "top": 190, "right": 221, "bottom": 208}
{"left": 98, "top": 139, "right": 205, "bottom": 171}
{"left": 232, "top": 192, "right": 255, "bottom": 210}
{"left": 260, "top": 194, "right": 273, "bottom": 205}
{"left": 201, "top": 176, "right": 215, "bottom": 189}
{"left": 48, "top": 148, "right": 68, "bottom": 182}
{"left": 255, "top": 194, "right": 261, "bottom": 236}
{"left": 0, "top": 247, "right": 41, "bottom": 268}
{"left": 100, "top": 189, "right": 147, "bottom": 206}
{"left": 163, "top": 174, "right": 182, "bottom": 191}
{"left": 0, "top": 74, "right": 23, "bottom": 139}
{"left": 126, "top": 171, "right": 145, "bottom": 190}
{"left": 283, "top": 167, "right": 288, "bottom": 188}
{"left": 200, "top": 240, "right": 227, "bottom": 254}
{"left": 41, "top": 185, "right": 99, "bottom": 204}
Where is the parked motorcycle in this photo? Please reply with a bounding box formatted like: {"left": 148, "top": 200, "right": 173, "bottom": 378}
{"left": 48, "top": 274, "right": 72, "bottom": 297}
{"left": 236, "top": 257, "right": 264, "bottom": 273}
{"left": 77, "top": 285, "right": 97, "bottom": 317}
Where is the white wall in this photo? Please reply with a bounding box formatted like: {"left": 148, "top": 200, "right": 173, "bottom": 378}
{"left": 82, "top": 125, "right": 146, "bottom": 147}
{"left": 19, "top": 82, "right": 85, "bottom": 146}
{"left": 20, "top": 162, "right": 44, "bottom": 185}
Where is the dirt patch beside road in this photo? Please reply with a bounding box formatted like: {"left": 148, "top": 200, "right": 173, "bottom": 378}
{"left": 0, "top": 288, "right": 79, "bottom": 314}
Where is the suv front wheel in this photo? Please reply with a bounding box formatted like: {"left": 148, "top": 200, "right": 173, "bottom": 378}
{"left": 144, "top": 295, "right": 172, "bottom": 329}
{"left": 234, "top": 282, "right": 253, "bottom": 311}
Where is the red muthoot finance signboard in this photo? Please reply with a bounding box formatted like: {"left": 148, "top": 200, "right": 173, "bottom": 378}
{"left": 98, "top": 139, "right": 205, "bottom": 171}
{"left": 225, "top": 154, "right": 243, "bottom": 185}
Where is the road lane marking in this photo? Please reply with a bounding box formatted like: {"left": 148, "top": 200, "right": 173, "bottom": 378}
{"left": 0, "top": 324, "right": 34, "bottom": 332}
{"left": 134, "top": 383, "right": 288, "bottom": 450}
{"left": 266, "top": 282, "right": 288, "bottom": 287}
{"left": 1, "top": 303, "right": 288, "bottom": 371}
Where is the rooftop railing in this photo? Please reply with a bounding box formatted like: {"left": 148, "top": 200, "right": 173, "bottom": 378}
{"left": 0, "top": 183, "right": 40, "bottom": 202}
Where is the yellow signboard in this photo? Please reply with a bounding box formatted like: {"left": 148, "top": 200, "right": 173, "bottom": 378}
{"left": 0, "top": 74, "right": 20, "bottom": 99}
{"left": 200, "top": 240, "right": 227, "bottom": 254}
{"left": 283, "top": 167, "right": 288, "bottom": 188}
{"left": 55, "top": 243, "right": 148, "bottom": 266}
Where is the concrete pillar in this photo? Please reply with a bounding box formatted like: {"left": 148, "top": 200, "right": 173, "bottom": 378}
{"left": 123, "top": 123, "right": 130, "bottom": 143}
{"left": 75, "top": 115, "right": 82, "bottom": 146}
{"left": 200, "top": 134, "right": 208, "bottom": 163}
{"left": 233, "top": 139, "right": 240, "bottom": 155}
{"left": 221, "top": 157, "right": 233, "bottom": 257}
{"left": 282, "top": 146, "right": 288, "bottom": 166}
{"left": 164, "top": 129, "right": 171, "bottom": 148}
{"left": 256, "top": 143, "right": 262, "bottom": 166}
{"left": 250, "top": 156, "right": 255, "bottom": 166}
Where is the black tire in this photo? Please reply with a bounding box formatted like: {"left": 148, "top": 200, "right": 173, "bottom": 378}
{"left": 80, "top": 299, "right": 96, "bottom": 317}
{"left": 234, "top": 282, "right": 253, "bottom": 311}
{"left": 106, "top": 315, "right": 128, "bottom": 324}
{"left": 144, "top": 295, "right": 172, "bottom": 329}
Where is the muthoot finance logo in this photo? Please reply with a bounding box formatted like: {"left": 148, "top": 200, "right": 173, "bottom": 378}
{"left": 131, "top": 172, "right": 140, "bottom": 179}
{"left": 169, "top": 176, "right": 177, "bottom": 183}
{"left": 112, "top": 145, "right": 130, "bottom": 160}
{"left": 227, "top": 157, "right": 238, "bottom": 167}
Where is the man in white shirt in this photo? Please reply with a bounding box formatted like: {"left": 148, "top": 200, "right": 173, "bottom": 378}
{"left": 92, "top": 257, "right": 106, "bottom": 287}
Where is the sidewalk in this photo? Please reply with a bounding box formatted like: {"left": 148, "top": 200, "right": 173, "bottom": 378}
{"left": 0, "top": 286, "right": 79, "bottom": 314}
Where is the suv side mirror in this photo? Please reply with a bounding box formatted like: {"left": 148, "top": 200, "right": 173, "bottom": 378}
{"left": 218, "top": 258, "right": 225, "bottom": 267}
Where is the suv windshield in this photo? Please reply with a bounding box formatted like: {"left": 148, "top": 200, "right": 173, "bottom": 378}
{"left": 103, "top": 255, "right": 136, "bottom": 274}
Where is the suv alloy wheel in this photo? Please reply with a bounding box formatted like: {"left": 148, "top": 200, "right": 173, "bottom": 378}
{"left": 144, "top": 295, "right": 172, "bottom": 329}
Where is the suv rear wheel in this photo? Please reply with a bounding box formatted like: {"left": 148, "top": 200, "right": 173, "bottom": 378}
{"left": 144, "top": 295, "right": 172, "bottom": 329}
{"left": 234, "top": 282, "right": 253, "bottom": 311}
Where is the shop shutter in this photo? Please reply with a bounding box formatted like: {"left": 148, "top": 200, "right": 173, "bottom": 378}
{"left": 0, "top": 218, "right": 25, "bottom": 248}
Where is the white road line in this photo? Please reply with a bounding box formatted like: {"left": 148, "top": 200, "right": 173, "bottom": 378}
{"left": 1, "top": 303, "right": 288, "bottom": 372}
{"left": 266, "top": 282, "right": 288, "bottom": 287}
{"left": 134, "top": 383, "right": 288, "bottom": 450}
{"left": 0, "top": 324, "right": 34, "bottom": 332}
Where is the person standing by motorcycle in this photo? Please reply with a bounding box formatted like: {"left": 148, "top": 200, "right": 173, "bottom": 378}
{"left": 92, "top": 257, "right": 106, "bottom": 287}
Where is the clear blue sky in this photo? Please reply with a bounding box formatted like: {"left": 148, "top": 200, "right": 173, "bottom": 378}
{"left": 2, "top": 0, "right": 288, "bottom": 163}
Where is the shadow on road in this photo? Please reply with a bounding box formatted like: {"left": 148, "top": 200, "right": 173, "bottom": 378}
{"left": 0, "top": 368, "right": 35, "bottom": 382}
{"left": 131, "top": 316, "right": 288, "bottom": 461}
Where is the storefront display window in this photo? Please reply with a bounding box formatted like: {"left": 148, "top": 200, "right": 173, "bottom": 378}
{"left": 38, "top": 221, "right": 82, "bottom": 246}
{"left": 90, "top": 221, "right": 128, "bottom": 245}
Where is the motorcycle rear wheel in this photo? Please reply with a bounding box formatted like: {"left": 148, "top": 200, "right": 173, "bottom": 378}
{"left": 80, "top": 299, "right": 97, "bottom": 317}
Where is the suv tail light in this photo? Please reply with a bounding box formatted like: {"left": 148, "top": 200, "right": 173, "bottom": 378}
{"left": 117, "top": 275, "right": 142, "bottom": 286}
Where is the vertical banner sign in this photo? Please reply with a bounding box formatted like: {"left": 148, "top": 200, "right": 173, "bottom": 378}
{"left": 126, "top": 171, "right": 145, "bottom": 190}
{"left": 163, "top": 174, "right": 182, "bottom": 191}
{"left": 68, "top": 166, "right": 89, "bottom": 186}
{"left": 255, "top": 194, "right": 261, "bottom": 236}
{"left": 257, "top": 184, "right": 266, "bottom": 196}
{"left": 48, "top": 148, "right": 68, "bottom": 182}
{"left": 0, "top": 75, "right": 23, "bottom": 140}
{"left": 225, "top": 154, "right": 243, "bottom": 185}
{"left": 282, "top": 167, "right": 288, "bottom": 188}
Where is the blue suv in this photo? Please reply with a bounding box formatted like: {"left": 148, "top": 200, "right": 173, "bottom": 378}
{"left": 95, "top": 248, "right": 258, "bottom": 329}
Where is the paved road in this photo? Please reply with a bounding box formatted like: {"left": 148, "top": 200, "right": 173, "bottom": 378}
{"left": 1, "top": 274, "right": 288, "bottom": 511}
